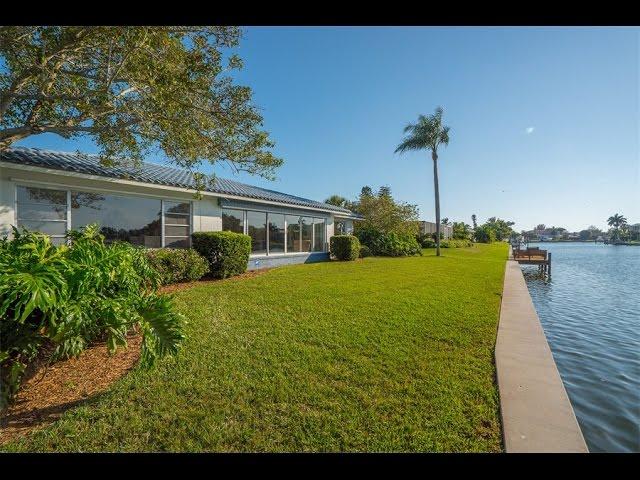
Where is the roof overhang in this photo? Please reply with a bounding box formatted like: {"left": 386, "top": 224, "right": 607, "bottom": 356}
{"left": 0, "top": 160, "right": 355, "bottom": 217}
{"left": 333, "top": 213, "right": 364, "bottom": 221}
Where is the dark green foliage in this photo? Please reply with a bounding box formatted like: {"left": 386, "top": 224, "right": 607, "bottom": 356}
{"left": 359, "top": 245, "right": 372, "bottom": 258}
{"left": 352, "top": 186, "right": 419, "bottom": 237}
{"left": 0, "top": 224, "right": 186, "bottom": 408}
{"left": 452, "top": 222, "right": 472, "bottom": 240}
{"left": 418, "top": 236, "right": 472, "bottom": 249}
{"left": 145, "top": 248, "right": 209, "bottom": 285}
{"left": 356, "top": 227, "right": 422, "bottom": 257}
{"left": 330, "top": 235, "right": 360, "bottom": 261}
{"left": 437, "top": 239, "right": 474, "bottom": 249}
{"left": 417, "top": 235, "right": 436, "bottom": 248}
{"left": 473, "top": 225, "right": 497, "bottom": 243}
{"left": 192, "top": 231, "right": 251, "bottom": 279}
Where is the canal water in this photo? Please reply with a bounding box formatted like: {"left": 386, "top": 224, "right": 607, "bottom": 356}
{"left": 521, "top": 242, "right": 640, "bottom": 453}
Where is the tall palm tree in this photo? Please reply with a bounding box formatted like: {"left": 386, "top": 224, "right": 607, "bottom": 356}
{"left": 607, "top": 213, "right": 627, "bottom": 241}
{"left": 395, "top": 107, "right": 450, "bottom": 256}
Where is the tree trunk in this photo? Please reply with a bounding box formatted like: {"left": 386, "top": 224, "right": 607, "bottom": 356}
{"left": 432, "top": 150, "right": 441, "bottom": 257}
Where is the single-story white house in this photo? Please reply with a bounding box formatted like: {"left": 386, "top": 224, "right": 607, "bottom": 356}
{"left": 418, "top": 220, "right": 452, "bottom": 240}
{"left": 0, "top": 147, "right": 361, "bottom": 270}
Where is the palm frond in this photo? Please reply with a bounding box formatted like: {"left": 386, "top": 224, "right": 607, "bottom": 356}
{"left": 395, "top": 107, "right": 451, "bottom": 155}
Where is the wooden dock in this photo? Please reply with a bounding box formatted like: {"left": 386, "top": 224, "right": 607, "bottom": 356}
{"left": 512, "top": 246, "right": 552, "bottom": 277}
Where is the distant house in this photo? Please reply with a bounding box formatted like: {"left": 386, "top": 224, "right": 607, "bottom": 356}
{"left": 0, "top": 147, "right": 361, "bottom": 270}
{"left": 418, "top": 221, "right": 453, "bottom": 239}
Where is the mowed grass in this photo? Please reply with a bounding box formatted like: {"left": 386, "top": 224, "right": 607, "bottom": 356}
{"left": 3, "top": 243, "right": 508, "bottom": 452}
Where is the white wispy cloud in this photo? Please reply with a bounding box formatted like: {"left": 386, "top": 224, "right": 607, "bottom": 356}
{"left": 526, "top": 127, "right": 535, "bottom": 134}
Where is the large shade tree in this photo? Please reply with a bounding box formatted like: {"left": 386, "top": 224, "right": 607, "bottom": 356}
{"left": 395, "top": 107, "right": 450, "bottom": 256}
{"left": 0, "top": 26, "right": 283, "bottom": 188}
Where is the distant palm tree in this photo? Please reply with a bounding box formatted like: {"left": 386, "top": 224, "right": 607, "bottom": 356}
{"left": 441, "top": 217, "right": 450, "bottom": 226}
{"left": 607, "top": 213, "right": 628, "bottom": 241}
{"left": 395, "top": 107, "right": 450, "bottom": 256}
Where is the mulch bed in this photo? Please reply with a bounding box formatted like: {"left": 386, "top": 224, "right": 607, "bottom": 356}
{"left": 0, "top": 334, "right": 142, "bottom": 445}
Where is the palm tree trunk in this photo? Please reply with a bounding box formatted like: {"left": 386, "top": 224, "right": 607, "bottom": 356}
{"left": 432, "top": 150, "right": 441, "bottom": 257}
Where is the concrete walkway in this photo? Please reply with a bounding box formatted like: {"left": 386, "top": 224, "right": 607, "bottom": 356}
{"left": 495, "top": 260, "right": 588, "bottom": 453}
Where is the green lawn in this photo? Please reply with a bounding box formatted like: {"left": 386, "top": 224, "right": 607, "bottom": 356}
{"left": 3, "top": 243, "right": 508, "bottom": 452}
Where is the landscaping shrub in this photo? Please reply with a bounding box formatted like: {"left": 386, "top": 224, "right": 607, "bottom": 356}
{"left": 145, "top": 248, "right": 209, "bottom": 285}
{"left": 359, "top": 245, "right": 372, "bottom": 258}
{"left": 330, "top": 235, "right": 360, "bottom": 261}
{"left": 0, "top": 224, "right": 186, "bottom": 408}
{"left": 192, "top": 231, "right": 251, "bottom": 279}
{"left": 474, "top": 225, "right": 496, "bottom": 243}
{"left": 417, "top": 234, "right": 436, "bottom": 248}
{"left": 417, "top": 235, "right": 472, "bottom": 249}
{"left": 357, "top": 227, "right": 421, "bottom": 257}
{"left": 451, "top": 239, "right": 473, "bottom": 248}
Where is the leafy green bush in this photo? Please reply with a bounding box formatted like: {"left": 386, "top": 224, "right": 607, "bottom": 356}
{"left": 357, "top": 227, "right": 421, "bottom": 257}
{"left": 192, "top": 231, "right": 251, "bottom": 279}
{"left": 417, "top": 234, "right": 436, "bottom": 248}
{"left": 451, "top": 239, "right": 473, "bottom": 248}
{"left": 417, "top": 235, "right": 472, "bottom": 249}
{"left": 474, "top": 225, "right": 496, "bottom": 243}
{"left": 359, "top": 245, "right": 372, "bottom": 258}
{"left": 145, "top": 248, "right": 209, "bottom": 285}
{"left": 330, "top": 235, "right": 360, "bottom": 261}
{"left": 0, "top": 224, "right": 186, "bottom": 408}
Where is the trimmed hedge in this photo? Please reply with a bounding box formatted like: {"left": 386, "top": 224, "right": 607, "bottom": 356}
{"left": 330, "top": 235, "right": 360, "bottom": 261}
{"left": 145, "top": 248, "right": 209, "bottom": 285}
{"left": 192, "top": 231, "right": 251, "bottom": 279}
{"left": 359, "top": 245, "right": 372, "bottom": 258}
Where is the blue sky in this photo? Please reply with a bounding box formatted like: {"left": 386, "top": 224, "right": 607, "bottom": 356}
{"left": 17, "top": 27, "right": 639, "bottom": 232}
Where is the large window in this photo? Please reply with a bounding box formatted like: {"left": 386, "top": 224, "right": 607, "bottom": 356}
{"left": 221, "top": 207, "right": 327, "bottom": 255}
{"left": 268, "top": 213, "right": 285, "bottom": 253}
{"left": 313, "top": 218, "right": 325, "bottom": 252}
{"left": 301, "top": 216, "right": 313, "bottom": 252}
{"left": 71, "top": 191, "right": 162, "bottom": 247}
{"left": 286, "top": 215, "right": 300, "bottom": 253}
{"left": 16, "top": 186, "right": 68, "bottom": 245}
{"left": 247, "top": 210, "right": 267, "bottom": 254}
{"left": 222, "top": 209, "right": 244, "bottom": 234}
{"left": 163, "top": 201, "right": 191, "bottom": 248}
{"left": 16, "top": 185, "right": 192, "bottom": 249}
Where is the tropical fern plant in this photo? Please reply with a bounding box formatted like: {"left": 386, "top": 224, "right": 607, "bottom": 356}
{"left": 0, "top": 224, "right": 185, "bottom": 408}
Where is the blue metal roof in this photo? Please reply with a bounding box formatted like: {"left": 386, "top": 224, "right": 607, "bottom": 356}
{"left": 0, "top": 147, "right": 357, "bottom": 216}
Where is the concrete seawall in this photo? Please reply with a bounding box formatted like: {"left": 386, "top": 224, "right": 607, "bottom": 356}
{"left": 495, "top": 259, "right": 588, "bottom": 453}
